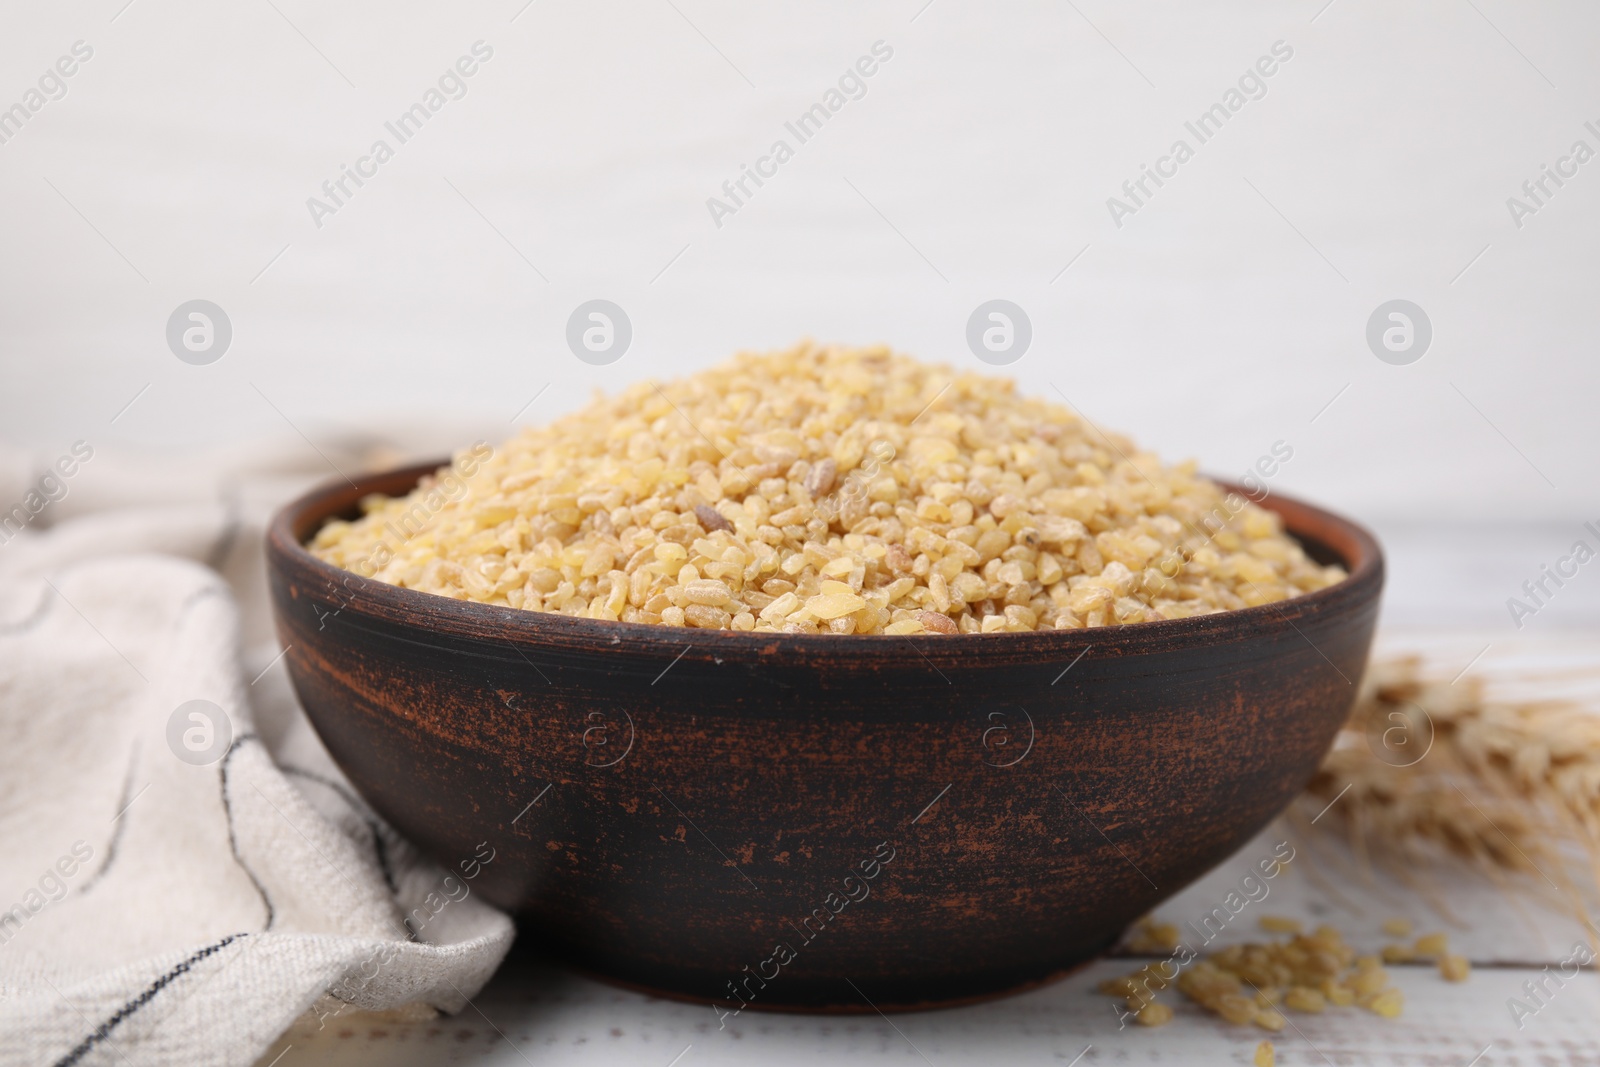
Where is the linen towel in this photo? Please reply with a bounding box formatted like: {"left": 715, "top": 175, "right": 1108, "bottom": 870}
{"left": 0, "top": 430, "right": 515, "bottom": 1067}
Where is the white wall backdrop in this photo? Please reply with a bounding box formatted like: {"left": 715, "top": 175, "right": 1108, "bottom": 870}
{"left": 2, "top": 1, "right": 1597, "bottom": 587}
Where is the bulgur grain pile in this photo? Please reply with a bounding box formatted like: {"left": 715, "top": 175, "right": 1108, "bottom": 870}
{"left": 1102, "top": 918, "right": 1437, "bottom": 1029}
{"left": 309, "top": 343, "right": 1345, "bottom": 634}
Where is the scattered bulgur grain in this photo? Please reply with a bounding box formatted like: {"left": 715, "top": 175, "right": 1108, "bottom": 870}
{"left": 1255, "top": 1040, "right": 1276, "bottom": 1067}
{"left": 1413, "top": 932, "right": 1449, "bottom": 958}
{"left": 1124, "top": 916, "right": 1181, "bottom": 953}
{"left": 1364, "top": 987, "right": 1405, "bottom": 1018}
{"left": 1215, "top": 993, "right": 1259, "bottom": 1025}
{"left": 1148, "top": 922, "right": 1438, "bottom": 1033}
{"left": 1254, "top": 1007, "right": 1287, "bottom": 1032}
{"left": 1350, "top": 967, "right": 1389, "bottom": 998}
{"left": 310, "top": 343, "right": 1345, "bottom": 631}
{"left": 1283, "top": 986, "right": 1326, "bottom": 1013}
{"left": 1381, "top": 943, "right": 1416, "bottom": 964}
{"left": 1099, "top": 976, "right": 1137, "bottom": 997}
{"left": 1130, "top": 962, "right": 1173, "bottom": 993}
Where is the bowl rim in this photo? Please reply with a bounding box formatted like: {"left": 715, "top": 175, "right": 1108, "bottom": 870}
{"left": 267, "top": 459, "right": 1383, "bottom": 663}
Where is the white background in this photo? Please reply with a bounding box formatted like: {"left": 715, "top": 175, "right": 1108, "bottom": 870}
{"left": 2, "top": 0, "right": 1598, "bottom": 628}
{"left": 5, "top": 7, "right": 1600, "bottom": 1063}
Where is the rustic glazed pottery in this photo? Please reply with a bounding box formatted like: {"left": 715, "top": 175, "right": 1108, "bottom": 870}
{"left": 267, "top": 462, "right": 1382, "bottom": 1012}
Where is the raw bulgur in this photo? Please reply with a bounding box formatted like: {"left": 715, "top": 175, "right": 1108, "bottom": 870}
{"left": 1102, "top": 920, "right": 1429, "bottom": 1033}
{"left": 309, "top": 343, "right": 1346, "bottom": 634}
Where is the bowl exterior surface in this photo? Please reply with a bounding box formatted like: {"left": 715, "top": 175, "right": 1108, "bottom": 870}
{"left": 267, "top": 464, "right": 1382, "bottom": 1012}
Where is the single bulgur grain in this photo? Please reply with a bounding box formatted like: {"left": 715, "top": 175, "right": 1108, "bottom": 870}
{"left": 1124, "top": 917, "right": 1181, "bottom": 953}
{"left": 1350, "top": 967, "right": 1389, "bottom": 998}
{"left": 1364, "top": 987, "right": 1405, "bottom": 1018}
{"left": 1381, "top": 943, "right": 1416, "bottom": 964}
{"left": 1382, "top": 918, "right": 1413, "bottom": 938}
{"left": 1099, "top": 975, "right": 1138, "bottom": 997}
{"left": 1413, "top": 932, "right": 1449, "bottom": 958}
{"left": 1255, "top": 1040, "right": 1276, "bottom": 1067}
{"left": 1253, "top": 1007, "right": 1287, "bottom": 1031}
{"left": 310, "top": 343, "right": 1346, "bottom": 632}
{"left": 693, "top": 504, "right": 734, "bottom": 533}
{"left": 1439, "top": 954, "right": 1471, "bottom": 982}
{"left": 1215, "top": 993, "right": 1259, "bottom": 1024}
{"left": 1135, "top": 1001, "right": 1174, "bottom": 1027}
{"left": 1131, "top": 962, "right": 1173, "bottom": 994}
{"left": 1283, "top": 985, "right": 1327, "bottom": 1013}
{"left": 1259, "top": 916, "right": 1303, "bottom": 934}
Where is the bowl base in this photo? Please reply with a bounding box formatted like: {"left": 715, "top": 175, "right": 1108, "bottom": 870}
{"left": 520, "top": 928, "right": 1124, "bottom": 1015}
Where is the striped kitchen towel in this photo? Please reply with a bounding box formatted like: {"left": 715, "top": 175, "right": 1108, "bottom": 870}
{"left": 0, "top": 434, "right": 514, "bottom": 1067}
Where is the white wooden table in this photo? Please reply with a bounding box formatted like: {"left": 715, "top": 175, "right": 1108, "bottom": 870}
{"left": 262, "top": 953, "right": 1599, "bottom": 1067}
{"left": 259, "top": 523, "right": 1600, "bottom": 1065}
{"left": 258, "top": 799, "right": 1600, "bottom": 1067}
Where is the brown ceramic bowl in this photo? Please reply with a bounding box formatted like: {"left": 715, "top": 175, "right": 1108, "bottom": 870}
{"left": 266, "top": 462, "right": 1381, "bottom": 1013}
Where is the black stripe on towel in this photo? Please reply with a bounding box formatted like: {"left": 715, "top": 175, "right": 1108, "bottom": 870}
{"left": 280, "top": 765, "right": 401, "bottom": 896}
{"left": 220, "top": 735, "right": 276, "bottom": 929}
{"left": 52, "top": 933, "right": 249, "bottom": 1067}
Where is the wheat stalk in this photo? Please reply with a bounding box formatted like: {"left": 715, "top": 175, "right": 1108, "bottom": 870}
{"left": 1301, "top": 656, "right": 1600, "bottom": 922}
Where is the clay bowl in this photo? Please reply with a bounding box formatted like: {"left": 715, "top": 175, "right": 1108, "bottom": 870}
{"left": 266, "top": 462, "right": 1382, "bottom": 1013}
